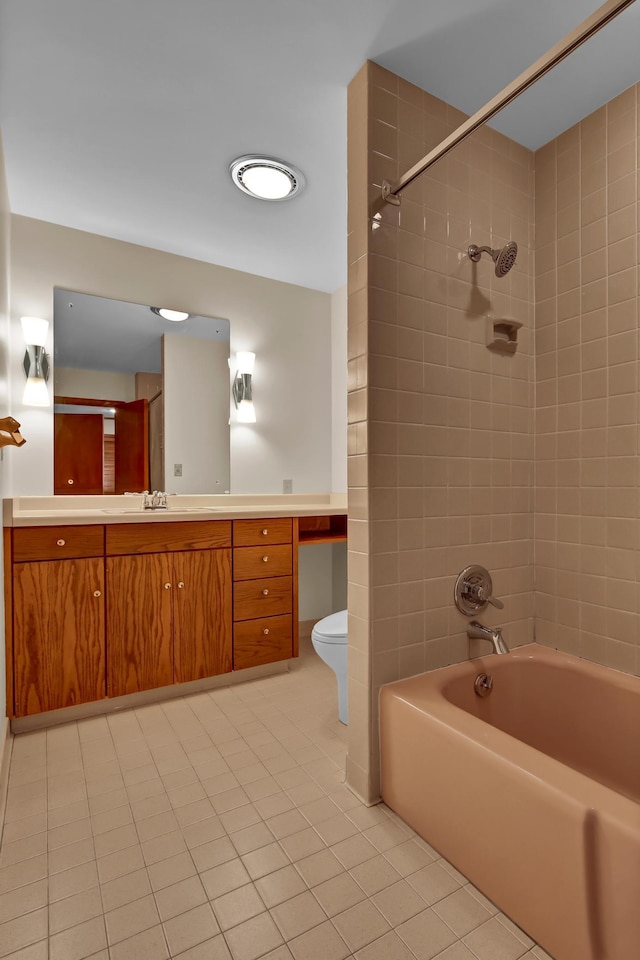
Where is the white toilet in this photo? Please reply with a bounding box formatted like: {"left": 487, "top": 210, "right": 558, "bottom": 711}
{"left": 311, "top": 609, "right": 348, "bottom": 724}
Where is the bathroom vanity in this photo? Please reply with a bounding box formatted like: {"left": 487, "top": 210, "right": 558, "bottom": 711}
{"left": 3, "top": 494, "right": 347, "bottom": 722}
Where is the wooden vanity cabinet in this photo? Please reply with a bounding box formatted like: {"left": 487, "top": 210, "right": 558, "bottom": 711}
{"left": 232, "top": 518, "right": 297, "bottom": 669}
{"left": 106, "top": 521, "right": 232, "bottom": 696}
{"left": 11, "top": 526, "right": 106, "bottom": 717}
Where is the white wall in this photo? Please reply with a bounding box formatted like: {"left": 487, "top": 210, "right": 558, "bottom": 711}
{"left": 55, "top": 367, "right": 135, "bottom": 402}
{"left": 163, "top": 334, "right": 230, "bottom": 494}
{"left": 9, "top": 216, "right": 334, "bottom": 497}
{"left": 331, "top": 286, "right": 347, "bottom": 492}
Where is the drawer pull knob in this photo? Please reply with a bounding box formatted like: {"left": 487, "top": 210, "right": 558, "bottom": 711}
{"left": 263, "top": 628, "right": 270, "bottom": 635}
{"left": 67, "top": 479, "right": 74, "bottom": 485}
{"left": 262, "top": 556, "right": 269, "bottom": 562}
{"left": 93, "top": 590, "right": 101, "bottom": 598}
{"left": 164, "top": 582, "right": 172, "bottom": 590}
{"left": 56, "top": 539, "right": 66, "bottom": 546}
{"left": 262, "top": 588, "right": 269, "bottom": 596}
{"left": 177, "top": 581, "right": 185, "bottom": 589}
{"left": 262, "top": 529, "right": 268, "bottom": 535}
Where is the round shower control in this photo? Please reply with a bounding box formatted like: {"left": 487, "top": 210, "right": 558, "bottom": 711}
{"left": 454, "top": 564, "right": 504, "bottom": 616}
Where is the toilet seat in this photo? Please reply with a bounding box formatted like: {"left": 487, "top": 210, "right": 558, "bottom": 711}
{"left": 312, "top": 609, "right": 347, "bottom": 644}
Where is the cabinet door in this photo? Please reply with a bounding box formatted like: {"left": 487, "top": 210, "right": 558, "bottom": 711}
{"left": 173, "top": 549, "right": 232, "bottom": 683}
{"left": 107, "top": 553, "right": 173, "bottom": 697}
{"left": 13, "top": 558, "right": 105, "bottom": 716}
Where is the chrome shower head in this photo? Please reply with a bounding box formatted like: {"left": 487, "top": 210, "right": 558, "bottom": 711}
{"left": 468, "top": 241, "right": 518, "bottom": 277}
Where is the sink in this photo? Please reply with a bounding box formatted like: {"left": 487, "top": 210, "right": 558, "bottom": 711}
{"left": 100, "top": 507, "right": 225, "bottom": 515}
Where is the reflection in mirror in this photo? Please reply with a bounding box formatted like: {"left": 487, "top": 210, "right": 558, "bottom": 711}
{"left": 53, "top": 289, "right": 230, "bottom": 495}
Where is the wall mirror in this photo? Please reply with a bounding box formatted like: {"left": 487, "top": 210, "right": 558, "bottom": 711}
{"left": 53, "top": 288, "right": 230, "bottom": 495}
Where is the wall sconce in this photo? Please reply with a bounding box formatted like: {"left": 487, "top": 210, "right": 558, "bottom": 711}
{"left": 232, "top": 351, "right": 256, "bottom": 423}
{"left": 21, "top": 316, "right": 50, "bottom": 407}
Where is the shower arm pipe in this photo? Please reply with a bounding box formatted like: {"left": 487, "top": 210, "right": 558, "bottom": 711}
{"left": 381, "top": 0, "right": 637, "bottom": 205}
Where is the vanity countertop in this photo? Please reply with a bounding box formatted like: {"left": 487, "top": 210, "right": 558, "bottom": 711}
{"left": 4, "top": 493, "right": 348, "bottom": 527}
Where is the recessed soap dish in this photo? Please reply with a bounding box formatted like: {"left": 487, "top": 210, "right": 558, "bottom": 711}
{"left": 486, "top": 318, "right": 522, "bottom": 354}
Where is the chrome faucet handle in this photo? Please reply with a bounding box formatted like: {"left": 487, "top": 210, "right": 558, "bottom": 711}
{"left": 454, "top": 564, "right": 503, "bottom": 616}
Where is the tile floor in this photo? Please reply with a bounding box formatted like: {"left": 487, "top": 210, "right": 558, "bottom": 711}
{"left": 0, "top": 640, "right": 553, "bottom": 960}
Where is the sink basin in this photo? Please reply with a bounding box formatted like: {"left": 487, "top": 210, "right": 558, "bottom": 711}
{"left": 100, "top": 507, "right": 225, "bottom": 515}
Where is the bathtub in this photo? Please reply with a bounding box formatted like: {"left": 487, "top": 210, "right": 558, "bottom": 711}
{"left": 379, "top": 643, "right": 640, "bottom": 960}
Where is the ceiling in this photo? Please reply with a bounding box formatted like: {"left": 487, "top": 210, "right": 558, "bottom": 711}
{"left": 1, "top": 0, "right": 639, "bottom": 294}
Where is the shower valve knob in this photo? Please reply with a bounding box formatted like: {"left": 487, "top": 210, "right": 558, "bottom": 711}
{"left": 454, "top": 565, "right": 503, "bottom": 616}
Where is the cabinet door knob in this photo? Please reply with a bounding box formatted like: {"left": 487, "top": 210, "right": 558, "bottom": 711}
{"left": 177, "top": 581, "right": 185, "bottom": 589}
{"left": 56, "top": 539, "right": 66, "bottom": 546}
{"left": 67, "top": 479, "right": 74, "bottom": 485}
{"left": 164, "top": 583, "right": 172, "bottom": 590}
{"left": 93, "top": 590, "right": 101, "bottom": 598}
{"left": 262, "top": 588, "right": 269, "bottom": 596}
{"left": 262, "top": 556, "right": 269, "bottom": 562}
{"left": 263, "top": 628, "right": 270, "bottom": 635}
{"left": 262, "top": 529, "right": 268, "bottom": 536}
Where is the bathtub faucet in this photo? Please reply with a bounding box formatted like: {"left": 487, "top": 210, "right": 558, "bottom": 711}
{"left": 467, "top": 620, "right": 509, "bottom": 655}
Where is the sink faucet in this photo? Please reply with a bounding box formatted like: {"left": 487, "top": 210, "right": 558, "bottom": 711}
{"left": 467, "top": 620, "right": 509, "bottom": 655}
{"left": 142, "top": 491, "right": 169, "bottom": 510}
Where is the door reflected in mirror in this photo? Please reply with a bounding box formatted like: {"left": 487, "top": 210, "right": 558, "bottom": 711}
{"left": 53, "top": 289, "right": 231, "bottom": 494}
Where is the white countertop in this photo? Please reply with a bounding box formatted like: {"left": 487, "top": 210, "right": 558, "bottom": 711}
{"left": 4, "top": 494, "right": 348, "bottom": 526}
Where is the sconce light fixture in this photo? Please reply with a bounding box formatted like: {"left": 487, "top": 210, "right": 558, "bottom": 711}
{"left": 232, "top": 351, "right": 256, "bottom": 423}
{"left": 21, "top": 316, "right": 50, "bottom": 407}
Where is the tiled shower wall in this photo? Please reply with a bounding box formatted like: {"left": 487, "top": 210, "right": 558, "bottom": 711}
{"left": 346, "top": 62, "right": 535, "bottom": 803}
{"left": 534, "top": 82, "right": 640, "bottom": 676}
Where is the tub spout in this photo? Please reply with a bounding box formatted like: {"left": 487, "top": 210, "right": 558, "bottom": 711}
{"left": 467, "top": 620, "right": 509, "bottom": 655}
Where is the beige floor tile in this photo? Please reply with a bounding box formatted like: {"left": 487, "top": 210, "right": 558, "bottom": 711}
{"left": 279, "top": 828, "right": 325, "bottom": 862}
{"left": 212, "top": 882, "right": 265, "bottom": 931}
{"left": 130, "top": 793, "right": 171, "bottom": 822}
{"left": 211, "top": 788, "right": 251, "bottom": 814}
{"left": 241, "top": 842, "right": 289, "bottom": 880}
{"left": 313, "top": 872, "right": 366, "bottom": 917}
{"left": 191, "top": 835, "right": 236, "bottom": 872}
{"left": 220, "top": 805, "right": 262, "bottom": 834}
{"left": 0, "top": 907, "right": 48, "bottom": 957}
{"left": 100, "top": 867, "right": 152, "bottom": 913}
{"left": 397, "top": 907, "right": 458, "bottom": 960}
{"left": 299, "top": 797, "right": 340, "bottom": 825}
{"left": 1, "top": 815, "right": 46, "bottom": 845}
{"left": 332, "top": 899, "right": 390, "bottom": 952}
{"left": 88, "top": 788, "right": 129, "bottom": 816}
{"left": 496, "top": 914, "right": 535, "bottom": 949}
{"left": 231, "top": 822, "right": 274, "bottom": 856}
{"left": 147, "top": 850, "right": 197, "bottom": 891}
{"left": 90, "top": 805, "right": 132, "bottom": 837}
{"left": 182, "top": 815, "right": 227, "bottom": 850}
{"left": 172, "top": 932, "right": 233, "bottom": 959}
{"left": 295, "top": 849, "right": 343, "bottom": 887}
{"left": 288, "top": 919, "right": 350, "bottom": 960}
{"left": 136, "top": 810, "right": 179, "bottom": 842}
{"left": 97, "top": 844, "right": 145, "bottom": 884}
{"left": 243, "top": 777, "right": 281, "bottom": 803}
{"left": 430, "top": 944, "right": 478, "bottom": 960}
{"left": 47, "top": 818, "right": 91, "bottom": 851}
{"left": 350, "top": 854, "right": 401, "bottom": 896}
{"left": 354, "top": 929, "right": 415, "bottom": 960}
{"left": 93, "top": 823, "right": 138, "bottom": 859}
{"left": 270, "top": 890, "right": 326, "bottom": 940}
{"left": 141, "top": 828, "right": 187, "bottom": 865}
{"left": 372, "top": 879, "right": 428, "bottom": 926}
{"left": 201, "top": 858, "right": 252, "bottom": 900}
{"left": 463, "top": 916, "right": 530, "bottom": 960}
{"left": 49, "top": 860, "right": 99, "bottom": 903}
{"left": 48, "top": 801, "right": 90, "bottom": 831}
{"left": 154, "top": 875, "right": 207, "bottom": 921}
{"left": 255, "top": 865, "right": 307, "bottom": 909}
{"left": 331, "top": 834, "right": 378, "bottom": 870}
{"left": 362, "top": 822, "right": 409, "bottom": 853}
{"left": 105, "top": 893, "right": 160, "bottom": 945}
{"left": 407, "top": 861, "right": 462, "bottom": 906}
{"left": 224, "top": 911, "right": 284, "bottom": 960}
{"left": 3, "top": 942, "right": 53, "bottom": 960}
{"left": 48, "top": 837, "right": 95, "bottom": 875}
{"left": 253, "top": 793, "right": 295, "bottom": 820}
{"left": 49, "top": 887, "right": 104, "bottom": 935}
{"left": 383, "top": 839, "right": 436, "bottom": 876}
{"left": 433, "top": 887, "right": 493, "bottom": 937}
{"left": 163, "top": 903, "right": 220, "bottom": 955}
{"left": 175, "top": 798, "right": 218, "bottom": 828}
{"left": 0, "top": 879, "right": 48, "bottom": 924}
{"left": 0, "top": 832, "right": 47, "bottom": 868}
{"left": 266, "top": 810, "right": 309, "bottom": 840}
{"left": 49, "top": 915, "right": 107, "bottom": 960}
{"left": 108, "top": 924, "right": 169, "bottom": 960}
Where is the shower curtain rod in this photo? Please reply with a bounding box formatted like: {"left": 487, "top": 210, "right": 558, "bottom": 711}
{"left": 381, "top": 0, "right": 637, "bottom": 205}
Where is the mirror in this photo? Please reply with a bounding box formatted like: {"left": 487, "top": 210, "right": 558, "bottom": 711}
{"left": 53, "top": 289, "right": 231, "bottom": 495}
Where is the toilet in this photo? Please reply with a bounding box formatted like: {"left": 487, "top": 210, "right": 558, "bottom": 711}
{"left": 311, "top": 609, "right": 348, "bottom": 724}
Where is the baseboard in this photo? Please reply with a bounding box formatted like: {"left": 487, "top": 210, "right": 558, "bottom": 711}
{"left": 299, "top": 619, "right": 318, "bottom": 641}
{"left": 0, "top": 718, "right": 13, "bottom": 842}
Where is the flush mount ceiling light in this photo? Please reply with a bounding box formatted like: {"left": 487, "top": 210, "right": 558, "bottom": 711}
{"left": 151, "top": 307, "right": 190, "bottom": 322}
{"left": 230, "top": 155, "right": 305, "bottom": 201}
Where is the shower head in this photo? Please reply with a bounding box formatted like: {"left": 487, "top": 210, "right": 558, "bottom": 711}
{"left": 468, "top": 241, "right": 518, "bottom": 277}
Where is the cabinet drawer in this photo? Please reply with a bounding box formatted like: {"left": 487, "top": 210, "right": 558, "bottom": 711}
{"left": 233, "top": 518, "right": 292, "bottom": 547}
{"left": 234, "top": 576, "right": 292, "bottom": 621}
{"left": 234, "top": 615, "right": 293, "bottom": 670}
{"left": 233, "top": 544, "right": 292, "bottom": 580}
{"left": 106, "top": 520, "right": 232, "bottom": 555}
{"left": 13, "top": 525, "right": 104, "bottom": 562}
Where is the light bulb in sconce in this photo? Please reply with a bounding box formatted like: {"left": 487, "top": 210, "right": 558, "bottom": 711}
{"left": 232, "top": 352, "right": 256, "bottom": 422}
{"left": 21, "top": 316, "right": 51, "bottom": 407}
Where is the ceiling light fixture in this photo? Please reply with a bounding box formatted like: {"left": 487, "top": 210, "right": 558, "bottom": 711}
{"left": 230, "top": 156, "right": 305, "bottom": 201}
{"left": 151, "top": 307, "right": 190, "bottom": 322}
